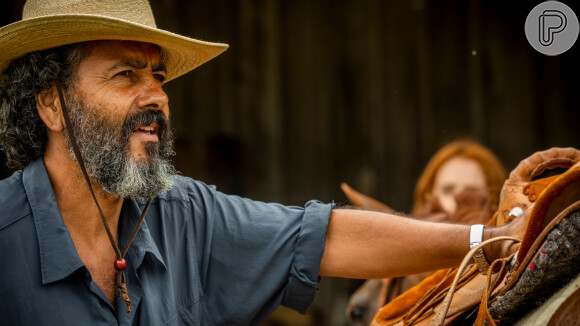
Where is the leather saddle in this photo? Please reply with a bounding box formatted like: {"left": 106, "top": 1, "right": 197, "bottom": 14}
{"left": 371, "top": 147, "right": 580, "bottom": 326}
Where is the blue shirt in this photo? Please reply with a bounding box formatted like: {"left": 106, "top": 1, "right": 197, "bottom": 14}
{"left": 0, "top": 158, "right": 332, "bottom": 325}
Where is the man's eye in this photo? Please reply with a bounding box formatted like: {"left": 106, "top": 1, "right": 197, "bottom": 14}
{"left": 154, "top": 73, "right": 166, "bottom": 83}
{"left": 116, "top": 70, "right": 133, "bottom": 77}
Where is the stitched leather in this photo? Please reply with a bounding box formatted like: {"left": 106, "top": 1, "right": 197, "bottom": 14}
{"left": 497, "top": 148, "right": 580, "bottom": 225}
{"left": 429, "top": 237, "right": 519, "bottom": 326}
{"left": 372, "top": 148, "right": 580, "bottom": 326}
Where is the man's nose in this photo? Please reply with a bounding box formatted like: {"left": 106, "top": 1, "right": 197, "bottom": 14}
{"left": 136, "top": 76, "right": 169, "bottom": 112}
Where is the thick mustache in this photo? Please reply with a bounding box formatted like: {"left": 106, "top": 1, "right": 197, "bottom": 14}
{"left": 122, "top": 110, "right": 169, "bottom": 140}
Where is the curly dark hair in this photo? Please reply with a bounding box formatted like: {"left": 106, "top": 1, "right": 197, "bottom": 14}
{"left": 0, "top": 43, "right": 91, "bottom": 170}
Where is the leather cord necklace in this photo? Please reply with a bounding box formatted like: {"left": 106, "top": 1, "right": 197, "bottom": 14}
{"left": 56, "top": 81, "right": 152, "bottom": 312}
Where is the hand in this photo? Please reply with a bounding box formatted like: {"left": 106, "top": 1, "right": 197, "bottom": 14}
{"left": 484, "top": 205, "right": 531, "bottom": 261}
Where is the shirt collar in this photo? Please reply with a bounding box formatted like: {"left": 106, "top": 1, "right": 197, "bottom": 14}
{"left": 23, "top": 158, "right": 85, "bottom": 285}
{"left": 23, "top": 158, "right": 166, "bottom": 285}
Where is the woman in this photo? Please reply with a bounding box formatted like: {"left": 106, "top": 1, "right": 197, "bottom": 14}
{"left": 412, "top": 140, "right": 506, "bottom": 219}
{"left": 345, "top": 140, "right": 507, "bottom": 326}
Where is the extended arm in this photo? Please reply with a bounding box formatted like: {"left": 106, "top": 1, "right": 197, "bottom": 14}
{"left": 319, "top": 208, "right": 526, "bottom": 279}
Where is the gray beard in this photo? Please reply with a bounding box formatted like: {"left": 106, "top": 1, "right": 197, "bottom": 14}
{"left": 63, "top": 93, "right": 176, "bottom": 199}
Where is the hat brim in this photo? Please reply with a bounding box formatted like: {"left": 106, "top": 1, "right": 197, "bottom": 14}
{"left": 0, "top": 14, "right": 229, "bottom": 82}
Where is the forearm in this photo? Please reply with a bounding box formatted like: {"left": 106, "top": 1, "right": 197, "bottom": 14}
{"left": 319, "top": 208, "right": 499, "bottom": 279}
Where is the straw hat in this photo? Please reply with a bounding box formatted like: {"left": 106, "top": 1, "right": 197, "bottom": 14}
{"left": 0, "top": 0, "right": 229, "bottom": 82}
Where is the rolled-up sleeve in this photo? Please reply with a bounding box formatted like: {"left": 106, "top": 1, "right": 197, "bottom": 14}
{"left": 283, "top": 200, "right": 333, "bottom": 313}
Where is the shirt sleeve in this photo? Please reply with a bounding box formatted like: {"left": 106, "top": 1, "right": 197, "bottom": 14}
{"left": 187, "top": 180, "right": 333, "bottom": 325}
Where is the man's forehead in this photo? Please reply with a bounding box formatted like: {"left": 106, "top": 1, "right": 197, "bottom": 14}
{"left": 81, "top": 40, "right": 165, "bottom": 70}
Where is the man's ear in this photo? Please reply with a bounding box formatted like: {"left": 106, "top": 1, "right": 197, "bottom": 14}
{"left": 35, "top": 84, "right": 64, "bottom": 132}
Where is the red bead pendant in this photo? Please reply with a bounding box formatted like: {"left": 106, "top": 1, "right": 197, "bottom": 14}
{"left": 114, "top": 258, "right": 127, "bottom": 271}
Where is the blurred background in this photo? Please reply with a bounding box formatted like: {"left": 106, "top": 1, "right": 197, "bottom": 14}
{"left": 1, "top": 0, "right": 579, "bottom": 325}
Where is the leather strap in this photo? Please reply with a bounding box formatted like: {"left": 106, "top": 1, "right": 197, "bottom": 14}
{"left": 55, "top": 81, "right": 152, "bottom": 312}
{"left": 429, "top": 236, "right": 520, "bottom": 326}
{"left": 476, "top": 254, "right": 513, "bottom": 326}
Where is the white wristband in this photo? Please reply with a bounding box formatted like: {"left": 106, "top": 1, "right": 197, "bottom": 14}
{"left": 470, "top": 224, "right": 485, "bottom": 249}
{"left": 470, "top": 224, "right": 491, "bottom": 274}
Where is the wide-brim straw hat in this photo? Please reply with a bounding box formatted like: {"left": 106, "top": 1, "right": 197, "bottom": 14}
{"left": 0, "top": 0, "right": 229, "bottom": 83}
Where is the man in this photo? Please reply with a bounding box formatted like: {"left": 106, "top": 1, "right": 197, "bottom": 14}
{"left": 0, "top": 0, "right": 526, "bottom": 325}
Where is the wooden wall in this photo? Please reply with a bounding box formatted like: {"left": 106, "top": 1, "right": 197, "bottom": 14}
{"left": 145, "top": 0, "right": 580, "bottom": 212}
{"left": 2, "top": 1, "right": 580, "bottom": 325}
{"left": 2, "top": 0, "right": 579, "bottom": 210}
